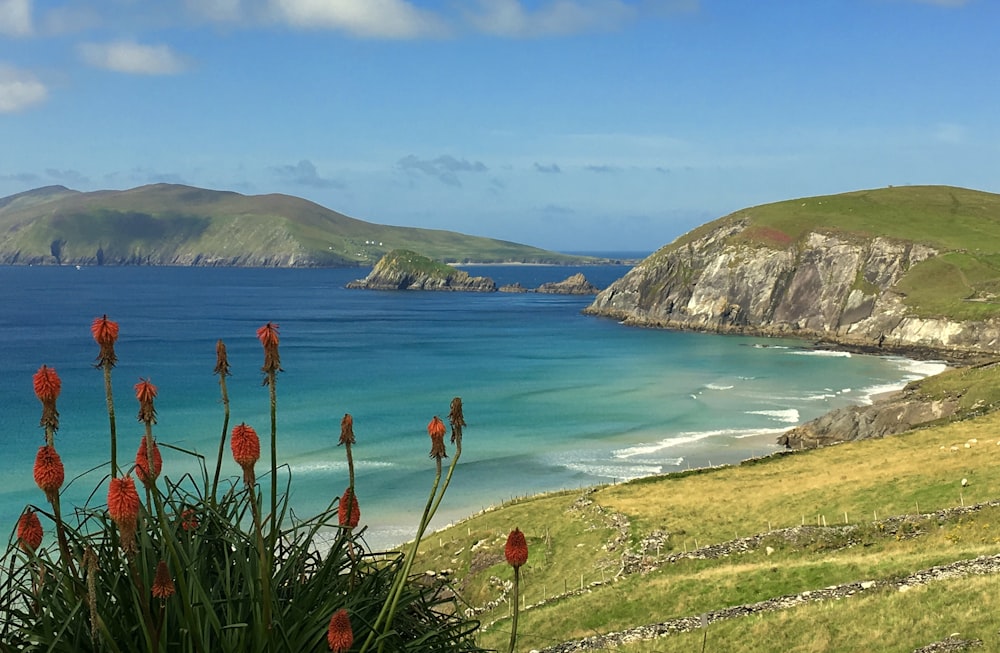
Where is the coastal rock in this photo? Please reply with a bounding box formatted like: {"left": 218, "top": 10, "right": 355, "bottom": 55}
{"left": 346, "top": 249, "right": 497, "bottom": 292}
{"left": 536, "top": 273, "right": 601, "bottom": 295}
{"left": 499, "top": 282, "right": 529, "bottom": 293}
{"left": 584, "top": 222, "right": 1000, "bottom": 359}
{"left": 777, "top": 389, "right": 960, "bottom": 449}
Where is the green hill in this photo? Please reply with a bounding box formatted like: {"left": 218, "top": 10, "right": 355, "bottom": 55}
{"left": 0, "top": 184, "right": 594, "bottom": 267}
{"left": 676, "top": 184, "right": 1000, "bottom": 321}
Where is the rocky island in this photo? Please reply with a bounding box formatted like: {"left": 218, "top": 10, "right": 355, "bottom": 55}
{"left": 346, "top": 249, "right": 497, "bottom": 291}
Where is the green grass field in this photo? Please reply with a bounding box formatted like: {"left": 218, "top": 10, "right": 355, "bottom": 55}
{"left": 414, "top": 365, "right": 1000, "bottom": 652}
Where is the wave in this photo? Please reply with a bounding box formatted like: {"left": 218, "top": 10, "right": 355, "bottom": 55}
{"left": 786, "top": 349, "right": 852, "bottom": 358}
{"left": 747, "top": 408, "right": 800, "bottom": 424}
{"left": 614, "top": 427, "right": 788, "bottom": 458}
{"left": 289, "top": 460, "right": 395, "bottom": 475}
{"left": 560, "top": 460, "right": 668, "bottom": 481}
{"left": 704, "top": 383, "right": 734, "bottom": 391}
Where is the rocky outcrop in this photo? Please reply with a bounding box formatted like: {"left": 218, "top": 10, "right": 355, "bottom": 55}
{"left": 536, "top": 273, "right": 600, "bottom": 295}
{"left": 585, "top": 223, "right": 1000, "bottom": 359}
{"left": 777, "top": 389, "right": 961, "bottom": 449}
{"left": 346, "top": 249, "right": 497, "bottom": 292}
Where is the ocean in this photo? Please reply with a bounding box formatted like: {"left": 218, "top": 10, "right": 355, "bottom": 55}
{"left": 0, "top": 264, "right": 945, "bottom": 550}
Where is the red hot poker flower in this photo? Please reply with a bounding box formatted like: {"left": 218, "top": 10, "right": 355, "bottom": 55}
{"left": 17, "top": 509, "right": 43, "bottom": 552}
{"left": 91, "top": 315, "right": 119, "bottom": 367}
{"left": 135, "top": 435, "right": 162, "bottom": 486}
{"left": 256, "top": 322, "right": 281, "bottom": 376}
{"left": 231, "top": 423, "right": 260, "bottom": 486}
{"left": 180, "top": 508, "right": 199, "bottom": 532}
{"left": 34, "top": 445, "right": 65, "bottom": 503}
{"left": 338, "top": 487, "right": 360, "bottom": 529}
{"left": 505, "top": 528, "right": 528, "bottom": 569}
{"left": 152, "top": 560, "right": 176, "bottom": 600}
{"left": 427, "top": 416, "right": 447, "bottom": 460}
{"left": 214, "top": 339, "right": 231, "bottom": 377}
{"left": 108, "top": 476, "right": 140, "bottom": 553}
{"left": 339, "top": 413, "right": 355, "bottom": 446}
{"left": 327, "top": 609, "right": 353, "bottom": 653}
{"left": 33, "top": 365, "right": 61, "bottom": 403}
{"left": 134, "top": 378, "right": 158, "bottom": 424}
{"left": 33, "top": 365, "right": 61, "bottom": 432}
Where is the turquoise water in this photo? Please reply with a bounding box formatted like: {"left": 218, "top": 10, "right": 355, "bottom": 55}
{"left": 0, "top": 265, "right": 944, "bottom": 549}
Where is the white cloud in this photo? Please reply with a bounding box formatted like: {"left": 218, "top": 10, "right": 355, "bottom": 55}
{"left": 0, "top": 64, "right": 47, "bottom": 112}
{"left": 186, "top": 0, "right": 245, "bottom": 23}
{"left": 270, "top": 0, "right": 448, "bottom": 38}
{"left": 0, "top": 0, "right": 32, "bottom": 36}
{"left": 79, "top": 40, "right": 188, "bottom": 75}
{"left": 465, "top": 0, "right": 636, "bottom": 37}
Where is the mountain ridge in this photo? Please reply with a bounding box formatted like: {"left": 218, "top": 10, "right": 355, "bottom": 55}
{"left": 0, "top": 183, "right": 595, "bottom": 267}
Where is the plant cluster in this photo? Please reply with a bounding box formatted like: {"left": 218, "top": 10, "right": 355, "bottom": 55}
{"left": 0, "top": 315, "right": 507, "bottom": 652}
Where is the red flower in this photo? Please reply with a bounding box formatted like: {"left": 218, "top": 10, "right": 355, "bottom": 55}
{"left": 427, "top": 416, "right": 447, "bottom": 460}
{"left": 152, "top": 560, "right": 175, "bottom": 600}
{"left": 108, "top": 476, "right": 140, "bottom": 553}
{"left": 135, "top": 435, "right": 162, "bottom": 486}
{"left": 327, "top": 609, "right": 353, "bottom": 653}
{"left": 180, "top": 508, "right": 199, "bottom": 532}
{"left": 32, "top": 365, "right": 61, "bottom": 403}
{"left": 91, "top": 315, "right": 119, "bottom": 367}
{"left": 33, "top": 445, "right": 64, "bottom": 502}
{"left": 256, "top": 322, "right": 281, "bottom": 375}
{"left": 231, "top": 423, "right": 260, "bottom": 486}
{"left": 134, "top": 378, "right": 158, "bottom": 424}
{"left": 339, "top": 413, "right": 355, "bottom": 446}
{"left": 33, "top": 365, "right": 61, "bottom": 432}
{"left": 505, "top": 528, "right": 528, "bottom": 569}
{"left": 17, "top": 509, "right": 43, "bottom": 552}
{"left": 338, "top": 487, "right": 360, "bottom": 529}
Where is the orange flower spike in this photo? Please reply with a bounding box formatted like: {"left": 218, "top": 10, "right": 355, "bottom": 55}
{"left": 91, "top": 314, "right": 119, "bottom": 367}
{"left": 230, "top": 423, "right": 260, "bottom": 486}
{"left": 327, "top": 609, "right": 353, "bottom": 653}
{"left": 505, "top": 528, "right": 528, "bottom": 569}
{"left": 180, "top": 508, "right": 199, "bottom": 532}
{"left": 107, "top": 476, "right": 141, "bottom": 553}
{"left": 32, "top": 365, "right": 61, "bottom": 403}
{"left": 152, "top": 560, "right": 176, "bottom": 600}
{"left": 134, "top": 435, "right": 162, "bottom": 486}
{"left": 17, "top": 509, "right": 43, "bottom": 552}
{"left": 33, "top": 445, "right": 65, "bottom": 503}
{"left": 427, "top": 415, "right": 447, "bottom": 460}
{"left": 256, "top": 322, "right": 281, "bottom": 375}
{"left": 338, "top": 487, "right": 360, "bottom": 529}
{"left": 33, "top": 365, "right": 61, "bottom": 433}
{"left": 134, "top": 378, "right": 158, "bottom": 424}
{"left": 339, "top": 413, "right": 355, "bottom": 446}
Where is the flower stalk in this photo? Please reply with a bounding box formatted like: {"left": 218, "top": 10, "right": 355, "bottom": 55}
{"left": 91, "top": 315, "right": 120, "bottom": 477}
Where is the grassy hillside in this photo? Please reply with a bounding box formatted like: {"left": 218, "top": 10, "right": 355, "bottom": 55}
{"left": 0, "top": 184, "right": 593, "bottom": 266}
{"left": 414, "top": 364, "right": 1000, "bottom": 652}
{"left": 664, "top": 185, "right": 1000, "bottom": 321}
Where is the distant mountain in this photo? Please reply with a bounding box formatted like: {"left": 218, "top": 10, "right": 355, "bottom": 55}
{"left": 586, "top": 185, "right": 1000, "bottom": 359}
{"left": 0, "top": 184, "right": 593, "bottom": 267}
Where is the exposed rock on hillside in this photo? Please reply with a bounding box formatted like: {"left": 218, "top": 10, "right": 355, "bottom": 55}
{"left": 536, "top": 273, "right": 600, "bottom": 295}
{"left": 346, "top": 250, "right": 497, "bottom": 292}
{"left": 585, "top": 222, "right": 1000, "bottom": 359}
{"left": 777, "top": 389, "right": 960, "bottom": 449}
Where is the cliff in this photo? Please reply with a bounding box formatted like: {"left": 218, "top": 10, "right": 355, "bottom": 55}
{"left": 346, "top": 250, "right": 497, "bottom": 291}
{"left": 585, "top": 186, "right": 1000, "bottom": 361}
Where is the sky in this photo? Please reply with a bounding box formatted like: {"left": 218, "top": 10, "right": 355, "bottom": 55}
{"left": 0, "top": 0, "right": 997, "bottom": 253}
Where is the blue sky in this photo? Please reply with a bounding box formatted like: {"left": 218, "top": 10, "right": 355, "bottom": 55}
{"left": 1, "top": 0, "right": 997, "bottom": 252}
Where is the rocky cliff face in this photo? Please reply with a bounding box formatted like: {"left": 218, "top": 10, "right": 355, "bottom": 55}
{"left": 585, "top": 221, "right": 1000, "bottom": 359}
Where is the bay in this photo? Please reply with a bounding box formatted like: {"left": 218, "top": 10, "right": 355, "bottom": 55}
{"left": 0, "top": 264, "right": 944, "bottom": 550}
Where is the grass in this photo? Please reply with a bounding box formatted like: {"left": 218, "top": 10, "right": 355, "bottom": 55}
{"left": 415, "top": 400, "right": 1000, "bottom": 652}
